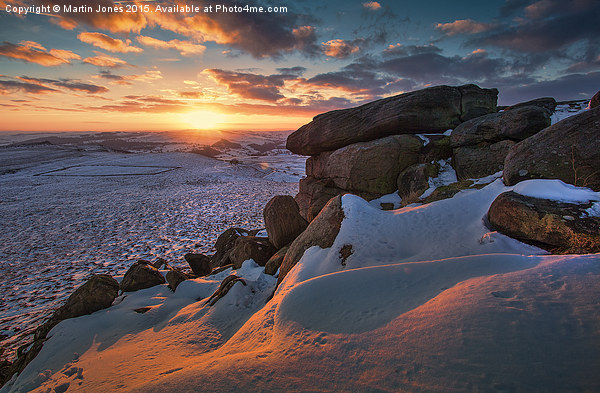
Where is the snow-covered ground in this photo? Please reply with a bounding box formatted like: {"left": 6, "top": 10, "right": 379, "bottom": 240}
{"left": 0, "top": 130, "right": 305, "bottom": 363}
{"left": 2, "top": 103, "right": 598, "bottom": 391}
{"left": 3, "top": 178, "right": 599, "bottom": 393}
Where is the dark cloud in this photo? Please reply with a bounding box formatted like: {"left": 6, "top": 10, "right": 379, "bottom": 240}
{"left": 469, "top": 1, "right": 600, "bottom": 53}
{"left": 205, "top": 68, "right": 299, "bottom": 102}
{"left": 17, "top": 76, "right": 109, "bottom": 94}
{"left": 498, "top": 71, "right": 600, "bottom": 104}
{"left": 0, "top": 79, "right": 57, "bottom": 94}
{"left": 276, "top": 66, "right": 307, "bottom": 76}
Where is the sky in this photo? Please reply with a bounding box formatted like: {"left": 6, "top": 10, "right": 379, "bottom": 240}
{"left": 0, "top": 0, "right": 599, "bottom": 132}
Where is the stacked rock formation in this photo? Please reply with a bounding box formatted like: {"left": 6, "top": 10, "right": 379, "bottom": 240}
{"left": 287, "top": 84, "right": 499, "bottom": 220}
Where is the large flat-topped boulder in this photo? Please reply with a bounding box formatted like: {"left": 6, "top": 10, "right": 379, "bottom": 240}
{"left": 287, "top": 84, "right": 498, "bottom": 156}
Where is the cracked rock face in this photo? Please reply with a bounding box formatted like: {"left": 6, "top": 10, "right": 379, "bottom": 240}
{"left": 503, "top": 106, "right": 600, "bottom": 191}
{"left": 286, "top": 84, "right": 497, "bottom": 156}
{"left": 488, "top": 191, "right": 600, "bottom": 253}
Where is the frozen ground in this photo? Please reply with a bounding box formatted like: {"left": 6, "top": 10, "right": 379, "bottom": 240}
{"left": 0, "top": 130, "right": 305, "bottom": 362}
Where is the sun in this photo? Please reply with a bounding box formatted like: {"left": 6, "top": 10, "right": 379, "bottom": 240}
{"left": 179, "top": 110, "right": 228, "bottom": 130}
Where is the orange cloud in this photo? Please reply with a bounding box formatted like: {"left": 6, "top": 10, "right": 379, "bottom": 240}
{"left": 436, "top": 19, "right": 496, "bottom": 36}
{"left": 83, "top": 51, "right": 128, "bottom": 67}
{"left": 0, "top": 41, "right": 80, "bottom": 66}
{"left": 136, "top": 35, "right": 206, "bottom": 56}
{"left": 363, "top": 1, "right": 382, "bottom": 10}
{"left": 78, "top": 32, "right": 142, "bottom": 53}
{"left": 322, "top": 39, "right": 360, "bottom": 58}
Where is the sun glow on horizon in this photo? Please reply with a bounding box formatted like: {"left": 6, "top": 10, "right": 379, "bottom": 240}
{"left": 179, "top": 110, "right": 228, "bottom": 130}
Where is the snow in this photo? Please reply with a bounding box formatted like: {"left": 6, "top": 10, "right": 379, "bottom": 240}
{"left": 0, "top": 130, "right": 301, "bottom": 362}
{"left": 583, "top": 202, "right": 600, "bottom": 217}
{"left": 368, "top": 192, "right": 402, "bottom": 209}
{"left": 551, "top": 101, "right": 588, "bottom": 124}
{"left": 2, "top": 131, "right": 600, "bottom": 392}
{"left": 419, "top": 159, "right": 458, "bottom": 199}
{"left": 513, "top": 179, "right": 600, "bottom": 203}
{"left": 3, "top": 176, "right": 599, "bottom": 392}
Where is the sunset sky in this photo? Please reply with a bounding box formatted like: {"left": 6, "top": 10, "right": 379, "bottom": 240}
{"left": 0, "top": 0, "right": 599, "bottom": 132}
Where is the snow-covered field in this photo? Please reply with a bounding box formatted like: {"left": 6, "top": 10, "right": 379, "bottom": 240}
{"left": 0, "top": 130, "right": 305, "bottom": 363}
{"left": 4, "top": 178, "right": 599, "bottom": 393}
{"left": 2, "top": 102, "right": 599, "bottom": 392}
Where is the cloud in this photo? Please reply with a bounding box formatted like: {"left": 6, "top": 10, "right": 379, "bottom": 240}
{"left": 363, "top": 1, "right": 382, "bottom": 10}
{"left": 78, "top": 32, "right": 142, "bottom": 53}
{"left": 469, "top": 1, "right": 600, "bottom": 53}
{"left": 0, "top": 79, "right": 57, "bottom": 95}
{"left": 143, "top": 3, "right": 320, "bottom": 58}
{"left": 46, "top": 0, "right": 147, "bottom": 33}
{"left": 178, "top": 91, "right": 204, "bottom": 99}
{"left": 17, "top": 76, "right": 109, "bottom": 94}
{"left": 276, "top": 66, "right": 307, "bottom": 76}
{"left": 204, "top": 69, "right": 299, "bottom": 102}
{"left": 94, "top": 70, "right": 163, "bottom": 85}
{"left": 436, "top": 19, "right": 497, "bottom": 36}
{"left": 83, "top": 51, "right": 128, "bottom": 67}
{"left": 0, "top": 41, "right": 80, "bottom": 66}
{"left": 322, "top": 39, "right": 360, "bottom": 59}
{"left": 136, "top": 36, "right": 206, "bottom": 56}
{"left": 498, "top": 71, "right": 600, "bottom": 104}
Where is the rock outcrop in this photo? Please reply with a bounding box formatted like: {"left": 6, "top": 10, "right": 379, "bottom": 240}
{"left": 505, "top": 97, "right": 557, "bottom": 113}
{"left": 120, "top": 261, "right": 165, "bottom": 292}
{"left": 589, "top": 91, "right": 600, "bottom": 109}
{"left": 503, "top": 107, "right": 600, "bottom": 191}
{"left": 166, "top": 269, "right": 191, "bottom": 291}
{"left": 451, "top": 106, "right": 551, "bottom": 179}
{"left": 184, "top": 253, "right": 212, "bottom": 276}
{"left": 278, "top": 195, "right": 345, "bottom": 286}
{"left": 488, "top": 191, "right": 600, "bottom": 253}
{"left": 263, "top": 196, "right": 308, "bottom": 249}
{"left": 212, "top": 227, "right": 249, "bottom": 267}
{"left": 287, "top": 84, "right": 498, "bottom": 156}
{"left": 307, "top": 135, "right": 423, "bottom": 194}
{"left": 264, "top": 245, "right": 289, "bottom": 276}
{"left": 229, "top": 236, "right": 277, "bottom": 268}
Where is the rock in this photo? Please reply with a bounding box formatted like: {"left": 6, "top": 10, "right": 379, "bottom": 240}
{"left": 212, "top": 227, "right": 249, "bottom": 267}
{"left": 166, "top": 269, "right": 190, "bottom": 291}
{"left": 450, "top": 106, "right": 551, "bottom": 180}
{"left": 263, "top": 196, "right": 308, "bottom": 249}
{"left": 505, "top": 97, "right": 557, "bottom": 113}
{"left": 450, "top": 106, "right": 551, "bottom": 148}
{"left": 184, "top": 253, "right": 212, "bottom": 276}
{"left": 307, "top": 135, "right": 424, "bottom": 194}
{"left": 453, "top": 140, "right": 515, "bottom": 180}
{"left": 488, "top": 191, "right": 600, "bottom": 253}
{"left": 295, "top": 176, "right": 346, "bottom": 222}
{"left": 287, "top": 84, "right": 498, "bottom": 156}
{"left": 419, "top": 135, "right": 453, "bottom": 163}
{"left": 120, "top": 261, "right": 165, "bottom": 292}
{"left": 397, "top": 163, "right": 440, "bottom": 203}
{"left": 264, "top": 245, "right": 290, "bottom": 276}
{"left": 52, "top": 274, "right": 119, "bottom": 323}
{"left": 278, "top": 195, "right": 345, "bottom": 286}
{"left": 229, "top": 236, "right": 278, "bottom": 268}
{"left": 503, "top": 107, "right": 600, "bottom": 191}
{"left": 590, "top": 91, "right": 600, "bottom": 109}
{"left": 152, "top": 258, "right": 167, "bottom": 269}
{"left": 421, "top": 180, "right": 487, "bottom": 204}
